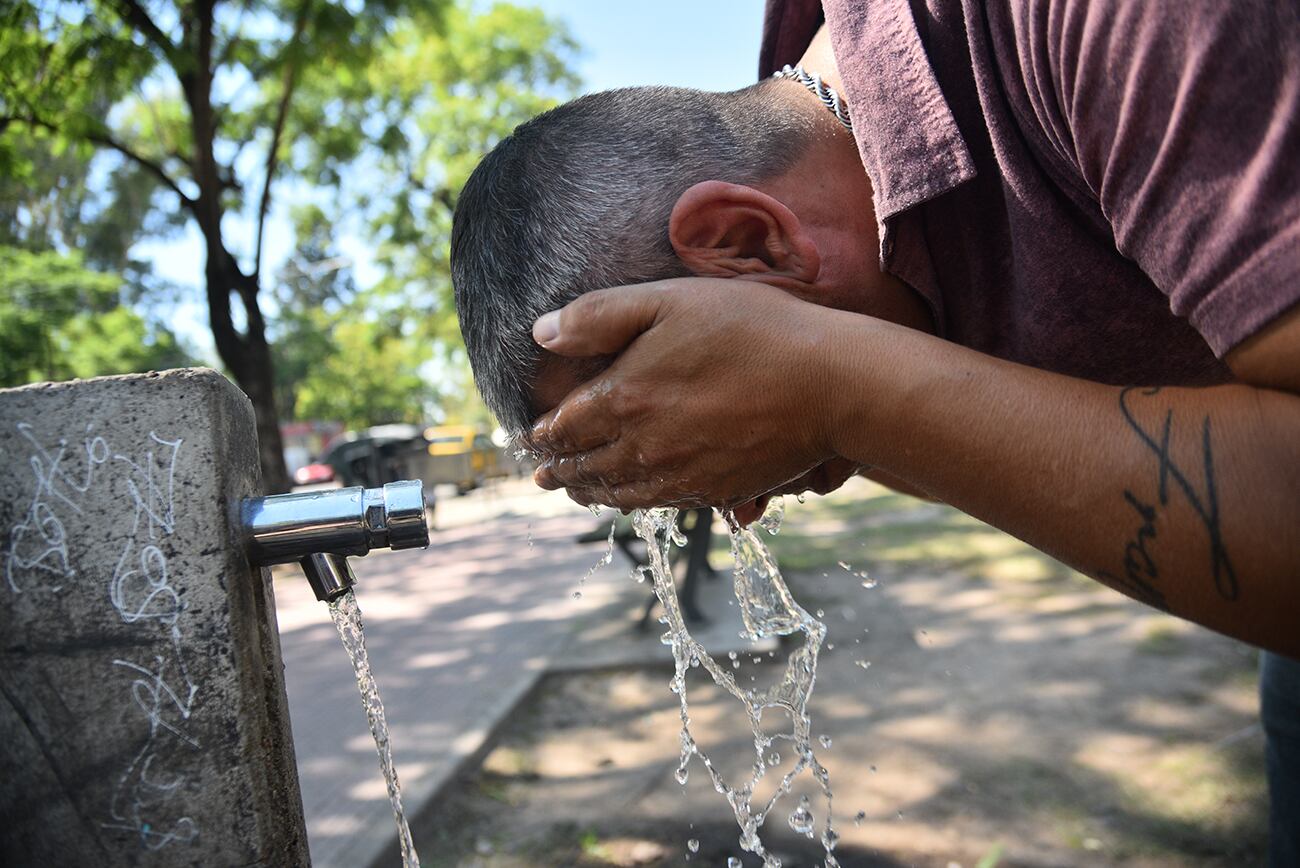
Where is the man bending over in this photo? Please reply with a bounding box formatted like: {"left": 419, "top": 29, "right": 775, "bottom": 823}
{"left": 452, "top": 3, "right": 1299, "bottom": 859}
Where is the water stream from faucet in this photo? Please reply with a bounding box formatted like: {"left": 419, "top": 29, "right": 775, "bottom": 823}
{"left": 328, "top": 589, "right": 421, "bottom": 868}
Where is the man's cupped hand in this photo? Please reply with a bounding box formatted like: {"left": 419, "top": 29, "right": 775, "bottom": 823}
{"left": 526, "top": 277, "right": 861, "bottom": 521}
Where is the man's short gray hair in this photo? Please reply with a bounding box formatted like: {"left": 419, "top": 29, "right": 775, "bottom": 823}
{"left": 451, "top": 81, "right": 819, "bottom": 436}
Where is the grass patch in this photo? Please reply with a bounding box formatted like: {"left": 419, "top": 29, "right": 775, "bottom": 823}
{"left": 578, "top": 828, "right": 612, "bottom": 860}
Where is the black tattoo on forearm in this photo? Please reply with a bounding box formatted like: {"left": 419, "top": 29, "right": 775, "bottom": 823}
{"left": 1099, "top": 387, "right": 1238, "bottom": 607}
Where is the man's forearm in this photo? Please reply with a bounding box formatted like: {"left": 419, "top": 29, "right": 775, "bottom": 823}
{"left": 824, "top": 314, "right": 1300, "bottom": 656}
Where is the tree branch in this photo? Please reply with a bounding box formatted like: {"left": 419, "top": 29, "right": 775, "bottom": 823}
{"left": 253, "top": 3, "right": 311, "bottom": 279}
{"left": 2, "top": 114, "right": 195, "bottom": 211}
{"left": 106, "top": 0, "right": 180, "bottom": 65}
{"left": 180, "top": 0, "right": 223, "bottom": 241}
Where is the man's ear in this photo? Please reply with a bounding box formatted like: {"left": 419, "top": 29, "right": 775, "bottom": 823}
{"left": 668, "top": 180, "right": 820, "bottom": 284}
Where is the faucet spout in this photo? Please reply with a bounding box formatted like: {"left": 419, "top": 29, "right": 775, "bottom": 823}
{"left": 300, "top": 552, "right": 357, "bottom": 603}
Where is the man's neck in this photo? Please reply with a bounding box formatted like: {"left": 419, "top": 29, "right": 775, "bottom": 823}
{"left": 797, "top": 24, "right": 845, "bottom": 96}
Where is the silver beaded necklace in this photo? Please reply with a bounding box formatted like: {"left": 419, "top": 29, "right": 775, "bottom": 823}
{"left": 771, "top": 64, "right": 854, "bottom": 134}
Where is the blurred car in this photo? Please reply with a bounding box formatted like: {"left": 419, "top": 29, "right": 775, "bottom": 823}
{"left": 320, "top": 425, "right": 425, "bottom": 488}
{"left": 293, "top": 461, "right": 335, "bottom": 485}
{"left": 313, "top": 425, "right": 438, "bottom": 528}
{"left": 424, "top": 425, "right": 508, "bottom": 494}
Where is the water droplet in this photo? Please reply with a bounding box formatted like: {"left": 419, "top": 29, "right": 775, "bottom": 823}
{"left": 675, "top": 765, "right": 689, "bottom": 785}
{"left": 818, "top": 734, "right": 833, "bottom": 748}
{"left": 796, "top": 493, "right": 806, "bottom": 503}
{"left": 687, "top": 838, "right": 699, "bottom": 853}
{"left": 571, "top": 590, "right": 582, "bottom": 599}
{"left": 826, "top": 642, "right": 835, "bottom": 650}
{"left": 732, "top": 659, "right": 741, "bottom": 669}
{"left": 853, "top": 810, "right": 866, "bottom": 826}
{"left": 758, "top": 497, "right": 785, "bottom": 534}
{"left": 588, "top": 503, "right": 602, "bottom": 516}
{"left": 821, "top": 828, "right": 839, "bottom": 851}
{"left": 815, "top": 608, "right": 825, "bottom": 618}
{"left": 767, "top": 751, "right": 780, "bottom": 766}
{"left": 855, "top": 659, "right": 871, "bottom": 670}
{"left": 728, "top": 651, "right": 738, "bottom": 660}
{"left": 788, "top": 795, "right": 815, "bottom": 836}
{"left": 729, "top": 859, "right": 743, "bottom": 868}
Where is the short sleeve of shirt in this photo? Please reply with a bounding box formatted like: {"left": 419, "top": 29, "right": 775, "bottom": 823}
{"left": 1033, "top": 0, "right": 1300, "bottom": 356}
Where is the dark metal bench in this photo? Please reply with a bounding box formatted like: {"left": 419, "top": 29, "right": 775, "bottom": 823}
{"left": 577, "top": 508, "right": 717, "bottom": 626}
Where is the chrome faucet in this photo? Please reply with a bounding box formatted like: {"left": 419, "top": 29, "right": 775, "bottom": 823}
{"left": 242, "top": 480, "right": 429, "bottom": 601}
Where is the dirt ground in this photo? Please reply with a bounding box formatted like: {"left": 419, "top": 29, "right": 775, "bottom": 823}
{"left": 403, "top": 481, "right": 1267, "bottom": 867}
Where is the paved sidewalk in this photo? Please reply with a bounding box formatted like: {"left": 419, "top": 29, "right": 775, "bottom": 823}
{"left": 273, "top": 482, "right": 761, "bottom": 868}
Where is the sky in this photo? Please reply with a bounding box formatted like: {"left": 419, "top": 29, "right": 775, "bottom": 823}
{"left": 139, "top": 1, "right": 767, "bottom": 361}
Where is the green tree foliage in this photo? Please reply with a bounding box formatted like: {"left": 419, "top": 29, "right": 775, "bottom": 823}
{"left": 293, "top": 306, "right": 438, "bottom": 430}
{"left": 272, "top": 2, "right": 579, "bottom": 429}
{"left": 270, "top": 205, "right": 435, "bottom": 429}
{"left": 0, "top": 113, "right": 190, "bottom": 385}
{"left": 0, "top": 125, "right": 180, "bottom": 294}
{"left": 342, "top": 2, "right": 580, "bottom": 347}
{"left": 0, "top": 246, "right": 190, "bottom": 386}
{"left": 268, "top": 204, "right": 355, "bottom": 423}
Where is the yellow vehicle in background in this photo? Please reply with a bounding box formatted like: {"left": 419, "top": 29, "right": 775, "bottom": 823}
{"left": 423, "top": 425, "right": 506, "bottom": 494}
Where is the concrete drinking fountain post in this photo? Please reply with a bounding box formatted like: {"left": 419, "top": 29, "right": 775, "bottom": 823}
{"left": 0, "top": 369, "right": 429, "bottom": 867}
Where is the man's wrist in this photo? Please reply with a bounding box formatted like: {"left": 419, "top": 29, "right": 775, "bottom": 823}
{"left": 815, "top": 310, "right": 921, "bottom": 466}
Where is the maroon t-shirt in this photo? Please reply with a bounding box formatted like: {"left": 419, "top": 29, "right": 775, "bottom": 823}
{"left": 761, "top": 0, "right": 1300, "bottom": 387}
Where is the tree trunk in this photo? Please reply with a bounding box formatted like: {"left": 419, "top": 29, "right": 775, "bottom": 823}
{"left": 205, "top": 251, "right": 293, "bottom": 494}
{"left": 180, "top": 3, "right": 291, "bottom": 494}
{"left": 241, "top": 344, "right": 293, "bottom": 495}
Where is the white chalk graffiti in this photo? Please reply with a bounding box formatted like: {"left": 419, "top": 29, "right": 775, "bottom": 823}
{"left": 102, "top": 431, "right": 200, "bottom": 850}
{"left": 4, "top": 423, "right": 200, "bottom": 850}
{"left": 104, "top": 654, "right": 200, "bottom": 850}
{"left": 4, "top": 423, "right": 109, "bottom": 593}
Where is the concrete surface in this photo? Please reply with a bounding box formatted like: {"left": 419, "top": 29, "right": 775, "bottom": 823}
{"left": 0, "top": 370, "right": 308, "bottom": 867}
{"left": 274, "top": 481, "right": 766, "bottom": 868}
